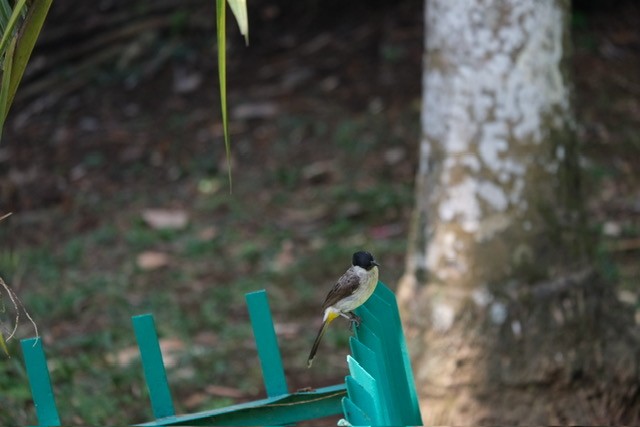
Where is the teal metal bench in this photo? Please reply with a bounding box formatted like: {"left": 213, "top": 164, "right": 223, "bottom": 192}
{"left": 19, "top": 282, "right": 422, "bottom": 426}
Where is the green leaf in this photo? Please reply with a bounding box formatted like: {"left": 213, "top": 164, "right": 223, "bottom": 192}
{"left": 0, "top": 0, "right": 52, "bottom": 138}
{"left": 0, "top": 331, "right": 8, "bottom": 357}
{"left": 216, "top": 0, "right": 232, "bottom": 192}
{"left": 227, "top": 0, "right": 248, "bottom": 45}
{"left": 0, "top": 0, "right": 12, "bottom": 33}
{"left": 0, "top": 35, "right": 15, "bottom": 133}
{"left": 6, "top": 0, "right": 53, "bottom": 116}
{"left": 0, "top": 0, "right": 27, "bottom": 58}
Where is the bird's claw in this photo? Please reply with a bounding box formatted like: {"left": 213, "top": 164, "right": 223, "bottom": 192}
{"left": 348, "top": 313, "right": 361, "bottom": 331}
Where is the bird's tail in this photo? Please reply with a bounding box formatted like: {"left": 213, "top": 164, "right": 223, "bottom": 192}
{"left": 307, "top": 312, "right": 338, "bottom": 368}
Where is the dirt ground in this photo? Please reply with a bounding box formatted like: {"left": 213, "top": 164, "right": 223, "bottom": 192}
{"left": 0, "top": 0, "right": 638, "bottom": 424}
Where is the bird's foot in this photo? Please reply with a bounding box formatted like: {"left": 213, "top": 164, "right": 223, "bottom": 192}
{"left": 348, "top": 313, "right": 361, "bottom": 331}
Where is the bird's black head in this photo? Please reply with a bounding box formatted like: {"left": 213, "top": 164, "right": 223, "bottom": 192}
{"left": 352, "top": 251, "right": 379, "bottom": 270}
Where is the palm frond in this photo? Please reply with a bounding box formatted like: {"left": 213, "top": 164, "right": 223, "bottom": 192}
{"left": 0, "top": 0, "right": 27, "bottom": 60}
{"left": 215, "top": 0, "right": 249, "bottom": 192}
{"left": 216, "top": 0, "right": 232, "bottom": 191}
{"left": 0, "top": 0, "right": 52, "bottom": 140}
{"left": 0, "top": 0, "right": 13, "bottom": 33}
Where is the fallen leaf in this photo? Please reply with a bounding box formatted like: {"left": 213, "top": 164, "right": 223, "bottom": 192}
{"left": 302, "top": 160, "right": 336, "bottom": 184}
{"left": 273, "top": 239, "right": 295, "bottom": 271}
{"left": 107, "top": 338, "right": 185, "bottom": 367}
{"left": 231, "top": 102, "right": 278, "bottom": 120}
{"left": 183, "top": 392, "right": 207, "bottom": 409}
{"left": 274, "top": 322, "right": 301, "bottom": 338}
{"left": 107, "top": 345, "right": 139, "bottom": 366}
{"left": 339, "top": 201, "right": 364, "bottom": 218}
{"left": 137, "top": 251, "right": 170, "bottom": 270}
{"left": 194, "top": 331, "right": 219, "bottom": 346}
{"left": 198, "top": 226, "right": 219, "bottom": 241}
{"left": 142, "top": 209, "right": 189, "bottom": 230}
{"left": 281, "top": 205, "right": 328, "bottom": 224}
{"left": 173, "top": 68, "right": 203, "bottom": 94}
{"left": 603, "top": 221, "right": 621, "bottom": 237}
{"left": 384, "top": 147, "right": 406, "bottom": 165}
{"left": 158, "top": 338, "right": 186, "bottom": 367}
{"left": 205, "top": 384, "right": 245, "bottom": 398}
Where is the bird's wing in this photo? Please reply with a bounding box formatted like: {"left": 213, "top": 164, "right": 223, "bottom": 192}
{"left": 321, "top": 269, "right": 360, "bottom": 311}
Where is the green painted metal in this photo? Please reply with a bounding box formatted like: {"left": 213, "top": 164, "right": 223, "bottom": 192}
{"left": 346, "top": 281, "right": 423, "bottom": 426}
{"left": 132, "top": 314, "right": 176, "bottom": 420}
{"left": 345, "top": 376, "right": 377, "bottom": 425}
{"left": 245, "top": 290, "right": 288, "bottom": 397}
{"left": 346, "top": 356, "right": 385, "bottom": 425}
{"left": 20, "top": 337, "right": 61, "bottom": 427}
{"left": 365, "top": 285, "right": 422, "bottom": 423}
{"left": 136, "top": 384, "right": 346, "bottom": 426}
{"left": 356, "top": 302, "right": 404, "bottom": 424}
{"left": 349, "top": 337, "right": 390, "bottom": 424}
{"left": 341, "top": 396, "right": 370, "bottom": 426}
{"left": 349, "top": 337, "right": 378, "bottom": 378}
{"left": 371, "top": 282, "right": 422, "bottom": 422}
{"left": 18, "top": 283, "right": 422, "bottom": 426}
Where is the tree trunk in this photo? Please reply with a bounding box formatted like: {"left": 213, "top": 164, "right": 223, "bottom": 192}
{"left": 398, "top": 0, "right": 640, "bottom": 424}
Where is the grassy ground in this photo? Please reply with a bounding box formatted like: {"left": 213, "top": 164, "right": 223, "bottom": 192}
{"left": 0, "top": 103, "right": 419, "bottom": 423}
{"left": 1, "top": 0, "right": 639, "bottom": 425}
{"left": 0, "top": 3, "right": 421, "bottom": 420}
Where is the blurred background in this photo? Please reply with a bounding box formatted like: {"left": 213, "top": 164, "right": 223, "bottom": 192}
{"left": 0, "top": 0, "right": 638, "bottom": 424}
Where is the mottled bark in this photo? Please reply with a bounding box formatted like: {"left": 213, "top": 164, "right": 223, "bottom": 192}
{"left": 399, "top": 0, "right": 639, "bottom": 424}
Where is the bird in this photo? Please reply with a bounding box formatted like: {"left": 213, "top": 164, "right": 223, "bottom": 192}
{"left": 307, "top": 251, "right": 379, "bottom": 368}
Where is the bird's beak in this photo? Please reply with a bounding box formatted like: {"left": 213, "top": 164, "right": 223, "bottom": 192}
{"left": 372, "top": 260, "right": 380, "bottom": 267}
